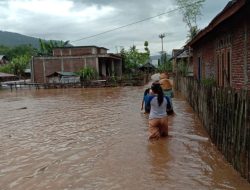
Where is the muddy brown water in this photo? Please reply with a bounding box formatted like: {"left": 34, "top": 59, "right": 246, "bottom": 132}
{"left": 0, "top": 87, "right": 250, "bottom": 190}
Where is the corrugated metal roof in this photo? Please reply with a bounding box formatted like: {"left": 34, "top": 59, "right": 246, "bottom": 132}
{"left": 46, "top": 71, "right": 77, "bottom": 77}
{"left": 0, "top": 72, "right": 16, "bottom": 77}
{"left": 57, "top": 72, "right": 77, "bottom": 76}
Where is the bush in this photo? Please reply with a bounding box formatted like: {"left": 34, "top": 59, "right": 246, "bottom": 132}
{"left": 201, "top": 78, "right": 216, "bottom": 87}
{"left": 0, "top": 64, "right": 12, "bottom": 74}
{"left": 177, "top": 61, "right": 188, "bottom": 76}
{"left": 79, "top": 66, "right": 98, "bottom": 81}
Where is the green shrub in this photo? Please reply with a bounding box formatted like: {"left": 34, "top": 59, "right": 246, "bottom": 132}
{"left": 177, "top": 61, "right": 188, "bottom": 76}
{"left": 201, "top": 77, "right": 216, "bottom": 87}
{"left": 79, "top": 66, "right": 98, "bottom": 80}
{"left": 0, "top": 64, "right": 12, "bottom": 74}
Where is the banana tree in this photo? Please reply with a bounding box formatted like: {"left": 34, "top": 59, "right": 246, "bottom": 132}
{"left": 39, "top": 39, "right": 70, "bottom": 56}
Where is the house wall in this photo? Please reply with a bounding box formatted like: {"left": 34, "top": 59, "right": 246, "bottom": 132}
{"left": 247, "top": 12, "right": 250, "bottom": 89}
{"left": 32, "top": 57, "right": 96, "bottom": 83}
{"left": 98, "top": 48, "right": 108, "bottom": 54}
{"left": 33, "top": 46, "right": 122, "bottom": 83}
{"left": 63, "top": 58, "right": 85, "bottom": 72}
{"left": 53, "top": 47, "right": 95, "bottom": 57}
{"left": 192, "top": 35, "right": 215, "bottom": 80}
{"left": 192, "top": 5, "right": 249, "bottom": 89}
{"left": 231, "top": 19, "right": 245, "bottom": 89}
{"left": 32, "top": 56, "right": 122, "bottom": 83}
{"left": 114, "top": 59, "right": 122, "bottom": 76}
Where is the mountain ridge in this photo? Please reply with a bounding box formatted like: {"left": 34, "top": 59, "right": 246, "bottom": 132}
{"left": 0, "top": 31, "right": 54, "bottom": 49}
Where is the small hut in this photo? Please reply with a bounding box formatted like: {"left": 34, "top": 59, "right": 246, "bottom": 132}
{"left": 0, "top": 55, "right": 8, "bottom": 65}
{"left": 46, "top": 72, "right": 80, "bottom": 83}
{"left": 0, "top": 72, "right": 18, "bottom": 82}
{"left": 138, "top": 62, "right": 156, "bottom": 73}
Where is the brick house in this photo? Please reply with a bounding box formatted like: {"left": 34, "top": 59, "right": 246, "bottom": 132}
{"left": 31, "top": 46, "right": 122, "bottom": 83}
{"left": 187, "top": 0, "right": 250, "bottom": 89}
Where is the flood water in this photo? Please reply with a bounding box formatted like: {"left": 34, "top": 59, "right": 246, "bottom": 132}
{"left": 0, "top": 86, "right": 250, "bottom": 190}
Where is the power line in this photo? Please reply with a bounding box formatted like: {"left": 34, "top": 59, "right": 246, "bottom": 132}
{"left": 71, "top": 0, "right": 204, "bottom": 43}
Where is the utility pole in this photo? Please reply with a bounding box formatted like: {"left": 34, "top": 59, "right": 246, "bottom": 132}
{"left": 159, "top": 33, "right": 166, "bottom": 65}
{"left": 159, "top": 33, "right": 166, "bottom": 53}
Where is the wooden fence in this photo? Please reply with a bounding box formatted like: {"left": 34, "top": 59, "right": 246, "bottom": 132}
{"left": 175, "top": 76, "right": 250, "bottom": 182}
{"left": 1, "top": 74, "right": 151, "bottom": 90}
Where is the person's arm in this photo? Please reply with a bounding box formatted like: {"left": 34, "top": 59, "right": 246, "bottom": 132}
{"left": 141, "top": 98, "right": 144, "bottom": 110}
{"left": 145, "top": 95, "right": 154, "bottom": 113}
{"left": 171, "top": 90, "right": 174, "bottom": 98}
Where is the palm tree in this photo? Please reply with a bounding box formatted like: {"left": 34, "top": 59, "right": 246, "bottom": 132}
{"left": 38, "top": 39, "right": 70, "bottom": 56}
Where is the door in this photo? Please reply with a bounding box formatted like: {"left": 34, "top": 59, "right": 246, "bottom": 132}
{"left": 198, "top": 57, "right": 202, "bottom": 81}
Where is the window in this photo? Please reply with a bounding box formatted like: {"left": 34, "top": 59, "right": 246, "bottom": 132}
{"left": 215, "top": 34, "right": 232, "bottom": 87}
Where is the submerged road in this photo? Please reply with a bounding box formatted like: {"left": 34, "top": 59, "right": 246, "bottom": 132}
{"left": 0, "top": 86, "right": 249, "bottom": 190}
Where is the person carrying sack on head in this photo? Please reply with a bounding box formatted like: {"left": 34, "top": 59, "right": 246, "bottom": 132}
{"left": 159, "top": 73, "right": 174, "bottom": 115}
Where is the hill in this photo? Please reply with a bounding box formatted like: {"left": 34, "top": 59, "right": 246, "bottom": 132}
{"left": 0, "top": 31, "right": 42, "bottom": 49}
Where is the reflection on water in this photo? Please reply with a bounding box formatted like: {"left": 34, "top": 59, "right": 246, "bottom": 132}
{"left": 0, "top": 87, "right": 249, "bottom": 190}
{"left": 148, "top": 139, "right": 171, "bottom": 183}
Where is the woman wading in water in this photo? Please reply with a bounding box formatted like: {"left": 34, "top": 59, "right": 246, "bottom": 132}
{"left": 146, "top": 82, "right": 171, "bottom": 140}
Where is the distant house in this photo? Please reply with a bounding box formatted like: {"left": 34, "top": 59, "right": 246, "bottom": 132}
{"left": 187, "top": 0, "right": 250, "bottom": 89}
{"left": 138, "top": 62, "right": 156, "bottom": 73}
{"left": 0, "top": 72, "right": 18, "bottom": 82}
{"left": 31, "top": 46, "right": 122, "bottom": 83}
{"left": 171, "top": 48, "right": 193, "bottom": 76}
{"left": 0, "top": 55, "right": 8, "bottom": 65}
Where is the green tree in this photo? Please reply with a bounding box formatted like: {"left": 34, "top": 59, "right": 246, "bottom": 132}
{"left": 144, "top": 41, "right": 150, "bottom": 55}
{"left": 120, "top": 42, "right": 150, "bottom": 73}
{"left": 0, "top": 45, "right": 11, "bottom": 56}
{"left": 0, "top": 55, "right": 30, "bottom": 78}
{"left": 0, "top": 45, "right": 36, "bottom": 77}
{"left": 175, "top": 0, "right": 204, "bottom": 41}
{"left": 0, "top": 44, "right": 37, "bottom": 61}
{"left": 0, "top": 63, "right": 12, "bottom": 74}
{"left": 187, "top": 25, "right": 200, "bottom": 41}
{"left": 177, "top": 60, "right": 188, "bottom": 76}
{"left": 39, "top": 39, "right": 69, "bottom": 56}
{"left": 158, "top": 52, "right": 172, "bottom": 72}
{"left": 10, "top": 55, "right": 30, "bottom": 78}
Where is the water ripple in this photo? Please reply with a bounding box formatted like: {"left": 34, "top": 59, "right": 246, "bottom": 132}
{"left": 0, "top": 87, "right": 249, "bottom": 190}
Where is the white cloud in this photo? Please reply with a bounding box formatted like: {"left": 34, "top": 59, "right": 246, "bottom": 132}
{"left": 10, "top": 0, "right": 73, "bottom": 16}
{"left": 7, "top": 0, "right": 115, "bottom": 21}
{"left": 0, "top": 0, "right": 231, "bottom": 55}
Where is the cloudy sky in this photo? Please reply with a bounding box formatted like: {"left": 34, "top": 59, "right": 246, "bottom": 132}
{"left": 0, "top": 0, "right": 230, "bottom": 55}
